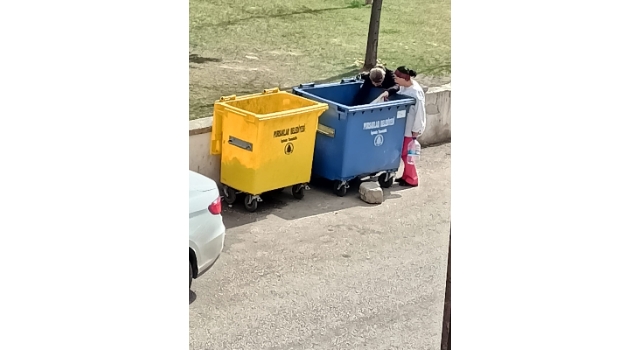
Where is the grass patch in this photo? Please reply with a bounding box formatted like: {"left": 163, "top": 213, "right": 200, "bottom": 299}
{"left": 189, "top": 0, "right": 450, "bottom": 120}
{"left": 347, "top": 0, "right": 366, "bottom": 9}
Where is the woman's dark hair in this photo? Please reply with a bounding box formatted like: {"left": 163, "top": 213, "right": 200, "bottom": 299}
{"left": 396, "top": 66, "right": 417, "bottom": 77}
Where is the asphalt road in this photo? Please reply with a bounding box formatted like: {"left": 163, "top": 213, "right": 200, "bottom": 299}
{"left": 190, "top": 143, "right": 451, "bottom": 350}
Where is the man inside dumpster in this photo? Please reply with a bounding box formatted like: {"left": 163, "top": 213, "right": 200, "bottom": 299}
{"left": 378, "top": 66, "right": 427, "bottom": 187}
{"left": 353, "top": 65, "right": 399, "bottom": 105}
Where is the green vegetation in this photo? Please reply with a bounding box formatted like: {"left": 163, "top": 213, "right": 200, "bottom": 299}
{"left": 190, "top": 0, "right": 450, "bottom": 120}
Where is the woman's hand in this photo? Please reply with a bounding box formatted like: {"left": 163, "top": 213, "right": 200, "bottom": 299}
{"left": 379, "top": 91, "right": 389, "bottom": 101}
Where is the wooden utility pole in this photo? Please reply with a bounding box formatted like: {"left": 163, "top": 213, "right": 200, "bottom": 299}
{"left": 363, "top": 0, "right": 383, "bottom": 70}
{"left": 441, "top": 226, "right": 451, "bottom": 350}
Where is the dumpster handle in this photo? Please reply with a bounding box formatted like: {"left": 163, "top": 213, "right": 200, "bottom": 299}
{"left": 228, "top": 136, "right": 253, "bottom": 152}
{"left": 317, "top": 123, "right": 335, "bottom": 138}
{"left": 299, "top": 83, "right": 315, "bottom": 88}
{"left": 340, "top": 78, "right": 356, "bottom": 84}
{"left": 262, "top": 87, "right": 280, "bottom": 94}
{"left": 219, "top": 95, "right": 236, "bottom": 102}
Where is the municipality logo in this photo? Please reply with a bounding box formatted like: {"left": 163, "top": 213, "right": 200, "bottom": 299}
{"left": 284, "top": 142, "right": 294, "bottom": 155}
{"left": 374, "top": 134, "right": 384, "bottom": 147}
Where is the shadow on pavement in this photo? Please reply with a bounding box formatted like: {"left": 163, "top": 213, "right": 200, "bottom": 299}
{"left": 189, "top": 290, "right": 197, "bottom": 305}
{"left": 222, "top": 176, "right": 406, "bottom": 230}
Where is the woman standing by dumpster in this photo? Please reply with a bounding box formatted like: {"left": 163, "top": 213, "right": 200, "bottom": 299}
{"left": 379, "top": 66, "right": 426, "bottom": 187}
{"left": 353, "top": 65, "right": 398, "bottom": 105}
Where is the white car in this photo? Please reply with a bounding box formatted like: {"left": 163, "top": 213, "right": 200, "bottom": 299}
{"left": 189, "top": 171, "right": 226, "bottom": 289}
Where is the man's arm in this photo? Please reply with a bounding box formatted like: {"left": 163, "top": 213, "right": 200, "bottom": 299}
{"left": 383, "top": 69, "right": 399, "bottom": 95}
{"left": 386, "top": 85, "right": 400, "bottom": 95}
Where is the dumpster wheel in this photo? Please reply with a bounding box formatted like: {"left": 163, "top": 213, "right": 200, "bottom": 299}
{"left": 243, "top": 195, "right": 259, "bottom": 212}
{"left": 333, "top": 180, "right": 349, "bottom": 197}
{"left": 223, "top": 185, "right": 237, "bottom": 205}
{"left": 292, "top": 184, "right": 306, "bottom": 199}
{"left": 378, "top": 173, "right": 395, "bottom": 189}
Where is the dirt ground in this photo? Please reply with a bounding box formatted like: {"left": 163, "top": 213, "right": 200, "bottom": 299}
{"left": 189, "top": 143, "right": 451, "bottom": 349}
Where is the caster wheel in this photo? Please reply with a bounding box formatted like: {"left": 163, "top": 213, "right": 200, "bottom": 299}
{"left": 243, "top": 195, "right": 258, "bottom": 212}
{"left": 378, "top": 173, "right": 395, "bottom": 188}
{"left": 333, "top": 181, "right": 348, "bottom": 197}
{"left": 223, "top": 186, "right": 237, "bottom": 204}
{"left": 292, "top": 184, "right": 305, "bottom": 199}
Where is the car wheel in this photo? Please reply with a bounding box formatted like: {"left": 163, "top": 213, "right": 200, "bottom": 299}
{"left": 189, "top": 261, "right": 192, "bottom": 289}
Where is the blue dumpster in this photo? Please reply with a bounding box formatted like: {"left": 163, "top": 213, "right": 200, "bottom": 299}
{"left": 292, "top": 78, "right": 416, "bottom": 196}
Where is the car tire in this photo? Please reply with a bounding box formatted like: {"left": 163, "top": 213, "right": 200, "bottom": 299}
{"left": 189, "top": 261, "right": 193, "bottom": 289}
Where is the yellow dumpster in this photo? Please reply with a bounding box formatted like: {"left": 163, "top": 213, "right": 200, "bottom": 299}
{"left": 210, "top": 88, "right": 328, "bottom": 212}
